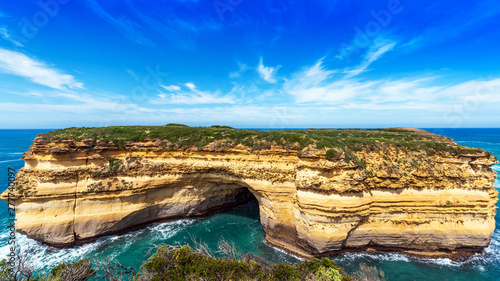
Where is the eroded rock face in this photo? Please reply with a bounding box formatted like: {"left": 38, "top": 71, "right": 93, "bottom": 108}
{"left": 1, "top": 134, "right": 498, "bottom": 258}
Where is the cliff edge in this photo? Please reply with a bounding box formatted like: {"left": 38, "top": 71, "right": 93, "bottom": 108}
{"left": 1, "top": 125, "right": 498, "bottom": 258}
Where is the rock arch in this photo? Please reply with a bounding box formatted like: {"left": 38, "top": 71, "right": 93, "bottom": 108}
{"left": 4, "top": 145, "right": 498, "bottom": 258}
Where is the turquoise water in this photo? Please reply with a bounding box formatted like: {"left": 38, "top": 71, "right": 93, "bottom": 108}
{"left": 1, "top": 129, "right": 499, "bottom": 280}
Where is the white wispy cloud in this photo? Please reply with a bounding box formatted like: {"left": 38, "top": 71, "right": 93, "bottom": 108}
{"left": 229, "top": 71, "right": 241, "bottom": 78}
{"left": 6, "top": 88, "right": 128, "bottom": 106}
{"left": 229, "top": 62, "right": 249, "bottom": 78}
{"left": 0, "top": 48, "right": 83, "bottom": 90}
{"left": 160, "top": 84, "right": 181, "bottom": 91}
{"left": 284, "top": 60, "right": 374, "bottom": 103}
{"left": 154, "top": 92, "right": 237, "bottom": 104}
{"left": 153, "top": 82, "right": 238, "bottom": 104}
{"left": 85, "top": 1, "right": 223, "bottom": 49}
{"left": 440, "top": 78, "right": 500, "bottom": 101}
{"left": 0, "top": 27, "right": 23, "bottom": 47}
{"left": 257, "top": 58, "right": 281, "bottom": 83}
{"left": 344, "top": 41, "right": 396, "bottom": 78}
{"left": 1, "top": 87, "right": 157, "bottom": 117}
{"left": 86, "top": 0, "right": 155, "bottom": 46}
{"left": 185, "top": 82, "right": 196, "bottom": 90}
{"left": 282, "top": 55, "right": 500, "bottom": 111}
{"left": 360, "top": 77, "right": 500, "bottom": 105}
{"left": 125, "top": 68, "right": 139, "bottom": 81}
{"left": 366, "top": 77, "right": 440, "bottom": 103}
{"left": 400, "top": 3, "right": 500, "bottom": 52}
{"left": 0, "top": 100, "right": 153, "bottom": 115}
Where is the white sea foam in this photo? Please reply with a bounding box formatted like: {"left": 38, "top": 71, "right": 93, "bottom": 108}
{"left": 141, "top": 219, "right": 195, "bottom": 243}
{"left": 0, "top": 159, "right": 22, "bottom": 163}
{"left": 334, "top": 251, "right": 410, "bottom": 264}
{"left": 492, "top": 165, "right": 500, "bottom": 172}
{"left": 261, "top": 239, "right": 303, "bottom": 261}
{"left": 0, "top": 233, "right": 105, "bottom": 273}
{"left": 456, "top": 141, "right": 499, "bottom": 145}
{"left": 427, "top": 257, "right": 461, "bottom": 267}
{"left": 0, "top": 217, "right": 199, "bottom": 274}
{"left": 0, "top": 230, "right": 9, "bottom": 240}
{"left": 332, "top": 246, "right": 500, "bottom": 271}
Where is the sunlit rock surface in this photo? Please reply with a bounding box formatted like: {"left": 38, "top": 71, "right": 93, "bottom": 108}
{"left": 2, "top": 128, "right": 497, "bottom": 258}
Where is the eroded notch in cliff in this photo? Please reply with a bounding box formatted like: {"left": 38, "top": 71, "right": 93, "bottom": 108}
{"left": 342, "top": 216, "right": 369, "bottom": 249}
{"left": 72, "top": 173, "right": 78, "bottom": 244}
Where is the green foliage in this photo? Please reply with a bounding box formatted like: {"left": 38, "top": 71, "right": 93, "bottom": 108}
{"left": 114, "top": 139, "right": 126, "bottom": 149}
{"left": 107, "top": 157, "right": 123, "bottom": 175}
{"left": 343, "top": 150, "right": 352, "bottom": 164}
{"left": 87, "top": 181, "right": 104, "bottom": 192}
{"left": 166, "top": 123, "right": 189, "bottom": 127}
{"left": 38, "top": 125, "right": 485, "bottom": 166}
{"left": 13, "top": 181, "right": 37, "bottom": 197}
{"left": 198, "top": 138, "right": 205, "bottom": 149}
{"left": 211, "top": 125, "right": 234, "bottom": 129}
{"left": 88, "top": 157, "right": 124, "bottom": 179}
{"left": 0, "top": 259, "right": 13, "bottom": 280}
{"left": 325, "top": 149, "right": 335, "bottom": 160}
{"left": 271, "top": 263, "right": 299, "bottom": 280}
{"left": 137, "top": 245, "right": 350, "bottom": 281}
{"left": 138, "top": 245, "right": 266, "bottom": 281}
{"left": 48, "top": 259, "right": 95, "bottom": 281}
{"left": 87, "top": 178, "right": 134, "bottom": 192}
{"left": 315, "top": 266, "right": 343, "bottom": 281}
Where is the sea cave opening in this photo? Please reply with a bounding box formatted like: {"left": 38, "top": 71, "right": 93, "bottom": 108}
{"left": 167, "top": 182, "right": 298, "bottom": 264}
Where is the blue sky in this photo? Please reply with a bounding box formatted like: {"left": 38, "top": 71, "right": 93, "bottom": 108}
{"left": 0, "top": 0, "right": 499, "bottom": 129}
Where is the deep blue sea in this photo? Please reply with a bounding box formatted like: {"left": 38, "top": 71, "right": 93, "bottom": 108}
{"left": 0, "top": 128, "right": 499, "bottom": 280}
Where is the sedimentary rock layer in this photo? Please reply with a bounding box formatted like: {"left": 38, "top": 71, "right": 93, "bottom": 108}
{"left": 2, "top": 130, "right": 498, "bottom": 258}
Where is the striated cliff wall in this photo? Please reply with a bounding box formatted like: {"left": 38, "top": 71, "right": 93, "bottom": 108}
{"left": 1, "top": 128, "right": 498, "bottom": 258}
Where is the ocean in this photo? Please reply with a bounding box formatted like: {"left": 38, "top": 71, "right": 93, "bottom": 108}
{"left": 0, "top": 128, "right": 499, "bottom": 280}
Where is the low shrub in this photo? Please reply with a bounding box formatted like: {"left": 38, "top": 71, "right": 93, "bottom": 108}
{"left": 137, "top": 245, "right": 352, "bottom": 281}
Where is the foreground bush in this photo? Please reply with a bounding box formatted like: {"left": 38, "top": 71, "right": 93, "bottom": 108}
{"left": 47, "top": 259, "right": 95, "bottom": 281}
{"left": 0, "top": 258, "right": 95, "bottom": 281}
{"left": 135, "top": 244, "right": 351, "bottom": 281}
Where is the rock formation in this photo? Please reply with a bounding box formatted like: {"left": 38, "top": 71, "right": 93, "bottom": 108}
{"left": 2, "top": 127, "right": 498, "bottom": 258}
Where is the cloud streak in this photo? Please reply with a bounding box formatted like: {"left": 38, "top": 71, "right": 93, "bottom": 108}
{"left": 160, "top": 84, "right": 181, "bottom": 91}
{"left": 86, "top": 0, "right": 155, "bottom": 46}
{"left": 0, "top": 48, "right": 83, "bottom": 90}
{"left": 257, "top": 58, "right": 281, "bottom": 83}
{"left": 283, "top": 60, "right": 373, "bottom": 103}
{"left": 344, "top": 41, "right": 396, "bottom": 78}
{"left": 0, "top": 27, "right": 23, "bottom": 47}
{"left": 84, "top": 0, "right": 223, "bottom": 49}
{"left": 281, "top": 56, "right": 500, "bottom": 113}
{"left": 153, "top": 82, "right": 238, "bottom": 104}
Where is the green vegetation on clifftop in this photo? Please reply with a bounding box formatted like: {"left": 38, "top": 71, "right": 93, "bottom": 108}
{"left": 38, "top": 124, "right": 484, "bottom": 157}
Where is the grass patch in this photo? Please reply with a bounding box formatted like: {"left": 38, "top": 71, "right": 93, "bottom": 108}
{"left": 37, "top": 124, "right": 486, "bottom": 159}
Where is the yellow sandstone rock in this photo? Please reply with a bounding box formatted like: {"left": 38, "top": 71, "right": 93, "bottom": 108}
{"left": 1, "top": 130, "right": 498, "bottom": 259}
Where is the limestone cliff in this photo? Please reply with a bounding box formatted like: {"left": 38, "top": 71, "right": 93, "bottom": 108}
{"left": 1, "top": 126, "right": 498, "bottom": 258}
